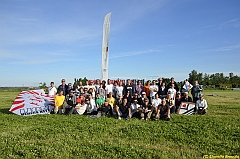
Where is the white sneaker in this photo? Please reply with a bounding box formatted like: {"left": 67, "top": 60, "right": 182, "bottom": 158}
{"left": 118, "top": 116, "right": 121, "bottom": 120}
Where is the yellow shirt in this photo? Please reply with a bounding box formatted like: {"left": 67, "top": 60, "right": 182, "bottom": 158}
{"left": 107, "top": 97, "right": 115, "bottom": 108}
{"left": 54, "top": 95, "right": 65, "bottom": 108}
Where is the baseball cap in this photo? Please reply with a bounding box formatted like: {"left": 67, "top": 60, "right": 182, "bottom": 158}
{"left": 142, "top": 92, "right": 146, "bottom": 95}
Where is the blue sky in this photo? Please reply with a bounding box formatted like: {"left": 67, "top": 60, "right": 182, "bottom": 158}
{"left": 0, "top": 0, "right": 240, "bottom": 87}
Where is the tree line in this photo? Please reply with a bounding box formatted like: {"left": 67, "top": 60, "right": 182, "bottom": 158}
{"left": 188, "top": 70, "right": 240, "bottom": 88}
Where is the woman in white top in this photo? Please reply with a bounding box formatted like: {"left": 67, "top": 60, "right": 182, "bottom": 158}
{"left": 196, "top": 94, "right": 208, "bottom": 115}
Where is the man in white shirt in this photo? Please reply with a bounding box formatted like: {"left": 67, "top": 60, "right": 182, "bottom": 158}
{"left": 149, "top": 80, "right": 159, "bottom": 99}
{"left": 105, "top": 79, "right": 113, "bottom": 97}
{"left": 48, "top": 82, "right": 57, "bottom": 96}
{"left": 168, "top": 84, "right": 176, "bottom": 100}
{"left": 128, "top": 99, "right": 141, "bottom": 119}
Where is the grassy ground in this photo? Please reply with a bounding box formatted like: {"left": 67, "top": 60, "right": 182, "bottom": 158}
{"left": 0, "top": 90, "right": 239, "bottom": 159}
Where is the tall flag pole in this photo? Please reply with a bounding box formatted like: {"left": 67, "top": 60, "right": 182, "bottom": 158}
{"left": 101, "top": 13, "right": 111, "bottom": 81}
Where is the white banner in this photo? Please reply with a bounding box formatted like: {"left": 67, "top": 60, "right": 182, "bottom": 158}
{"left": 178, "top": 102, "right": 195, "bottom": 115}
{"left": 9, "top": 90, "right": 54, "bottom": 116}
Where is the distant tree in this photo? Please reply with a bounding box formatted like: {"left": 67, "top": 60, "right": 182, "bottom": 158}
{"left": 39, "top": 82, "right": 47, "bottom": 90}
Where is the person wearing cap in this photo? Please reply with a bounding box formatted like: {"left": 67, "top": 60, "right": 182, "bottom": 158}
{"left": 115, "top": 98, "right": 130, "bottom": 120}
{"left": 128, "top": 98, "right": 141, "bottom": 120}
{"left": 196, "top": 94, "right": 208, "bottom": 115}
{"left": 140, "top": 98, "right": 153, "bottom": 120}
{"left": 139, "top": 91, "right": 147, "bottom": 106}
{"left": 155, "top": 98, "right": 170, "bottom": 121}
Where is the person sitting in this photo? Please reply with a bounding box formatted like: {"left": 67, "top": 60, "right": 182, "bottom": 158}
{"left": 181, "top": 92, "right": 193, "bottom": 102}
{"left": 139, "top": 91, "right": 147, "bottom": 107}
{"left": 85, "top": 93, "right": 97, "bottom": 115}
{"left": 76, "top": 93, "right": 85, "bottom": 104}
{"left": 107, "top": 92, "right": 116, "bottom": 115}
{"left": 62, "top": 89, "right": 76, "bottom": 114}
{"left": 73, "top": 85, "right": 80, "bottom": 98}
{"left": 131, "top": 92, "right": 141, "bottom": 105}
{"left": 128, "top": 99, "right": 141, "bottom": 120}
{"left": 166, "top": 93, "right": 176, "bottom": 114}
{"left": 155, "top": 98, "right": 170, "bottom": 121}
{"left": 140, "top": 98, "right": 152, "bottom": 120}
{"left": 196, "top": 94, "right": 208, "bottom": 115}
{"left": 72, "top": 100, "right": 87, "bottom": 115}
{"left": 90, "top": 100, "right": 111, "bottom": 118}
{"left": 54, "top": 90, "right": 65, "bottom": 114}
{"left": 123, "top": 90, "right": 132, "bottom": 106}
{"left": 95, "top": 93, "right": 105, "bottom": 108}
{"left": 175, "top": 92, "right": 182, "bottom": 113}
{"left": 152, "top": 93, "right": 161, "bottom": 115}
{"left": 115, "top": 98, "right": 129, "bottom": 120}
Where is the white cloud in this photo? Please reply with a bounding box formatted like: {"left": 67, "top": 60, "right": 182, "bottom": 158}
{"left": 110, "top": 49, "right": 162, "bottom": 59}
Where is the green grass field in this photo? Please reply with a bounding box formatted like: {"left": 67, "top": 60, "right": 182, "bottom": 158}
{"left": 0, "top": 90, "right": 239, "bottom": 159}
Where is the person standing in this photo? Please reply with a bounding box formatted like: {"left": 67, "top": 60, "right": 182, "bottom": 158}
{"left": 57, "top": 79, "right": 69, "bottom": 96}
{"left": 124, "top": 79, "right": 134, "bottom": 97}
{"left": 191, "top": 80, "right": 203, "bottom": 103}
{"left": 48, "top": 82, "right": 57, "bottom": 96}
{"left": 167, "top": 77, "right": 179, "bottom": 92}
{"left": 158, "top": 82, "right": 168, "bottom": 99}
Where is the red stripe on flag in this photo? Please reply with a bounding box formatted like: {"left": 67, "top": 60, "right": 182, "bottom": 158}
{"left": 106, "top": 47, "right": 108, "bottom": 52}
{"left": 12, "top": 100, "right": 24, "bottom": 105}
{"left": 10, "top": 104, "right": 25, "bottom": 112}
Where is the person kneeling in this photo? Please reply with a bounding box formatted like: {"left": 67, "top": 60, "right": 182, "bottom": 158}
{"left": 140, "top": 98, "right": 152, "bottom": 120}
{"left": 155, "top": 98, "right": 170, "bottom": 121}
{"left": 127, "top": 99, "right": 141, "bottom": 120}
{"left": 62, "top": 89, "right": 77, "bottom": 115}
{"left": 115, "top": 98, "right": 129, "bottom": 120}
{"left": 196, "top": 94, "right": 208, "bottom": 115}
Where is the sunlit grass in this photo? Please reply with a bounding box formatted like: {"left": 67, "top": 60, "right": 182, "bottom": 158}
{"left": 0, "top": 90, "right": 239, "bottom": 158}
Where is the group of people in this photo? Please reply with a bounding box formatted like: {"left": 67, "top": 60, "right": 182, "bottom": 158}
{"left": 48, "top": 77, "right": 208, "bottom": 121}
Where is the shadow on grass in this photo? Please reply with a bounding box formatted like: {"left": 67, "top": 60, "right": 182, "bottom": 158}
{"left": 0, "top": 108, "right": 12, "bottom": 114}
